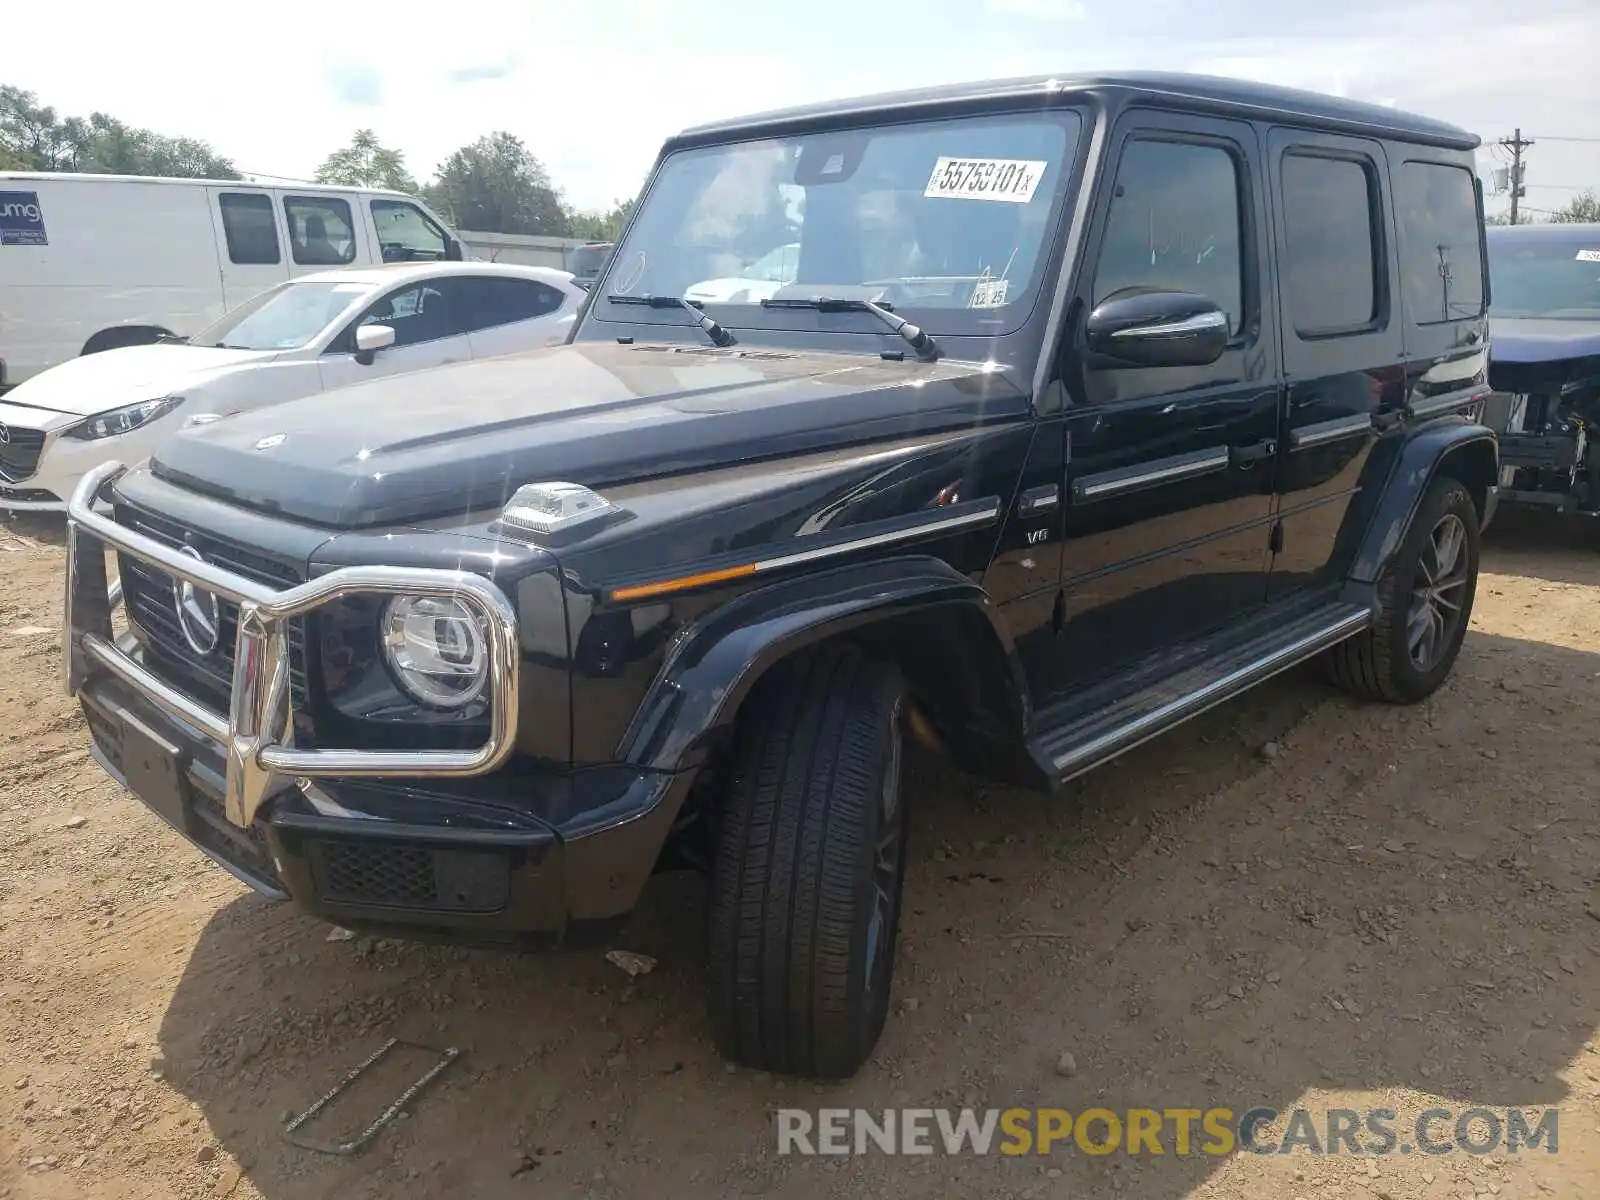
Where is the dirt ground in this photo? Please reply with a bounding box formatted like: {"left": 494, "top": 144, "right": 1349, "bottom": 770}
{"left": 4, "top": 509, "right": 1600, "bottom": 1200}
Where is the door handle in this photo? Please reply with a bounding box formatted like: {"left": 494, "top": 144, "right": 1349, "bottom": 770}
{"left": 1229, "top": 439, "right": 1277, "bottom": 467}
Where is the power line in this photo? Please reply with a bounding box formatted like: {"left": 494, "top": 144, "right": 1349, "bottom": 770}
{"left": 1525, "top": 135, "right": 1600, "bottom": 145}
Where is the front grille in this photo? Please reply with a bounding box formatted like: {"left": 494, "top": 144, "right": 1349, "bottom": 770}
{"left": 308, "top": 840, "right": 511, "bottom": 912}
{"left": 0, "top": 426, "right": 46, "bottom": 482}
{"left": 113, "top": 503, "right": 310, "bottom": 714}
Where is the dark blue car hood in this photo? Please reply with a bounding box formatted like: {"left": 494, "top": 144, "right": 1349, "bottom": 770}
{"left": 1490, "top": 318, "right": 1600, "bottom": 364}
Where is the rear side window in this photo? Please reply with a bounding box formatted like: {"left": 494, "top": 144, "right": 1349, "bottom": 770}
{"left": 1396, "top": 162, "right": 1485, "bottom": 324}
{"left": 1280, "top": 153, "right": 1382, "bottom": 337}
{"left": 284, "top": 196, "right": 356, "bottom": 266}
{"left": 453, "top": 277, "right": 569, "bottom": 331}
{"left": 218, "top": 193, "right": 280, "bottom": 265}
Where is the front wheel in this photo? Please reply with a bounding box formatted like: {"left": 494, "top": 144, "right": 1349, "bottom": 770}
{"left": 705, "top": 646, "right": 909, "bottom": 1079}
{"left": 1327, "top": 475, "right": 1480, "bottom": 702}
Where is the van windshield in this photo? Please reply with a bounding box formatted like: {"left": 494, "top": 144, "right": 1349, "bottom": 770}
{"left": 594, "top": 109, "right": 1082, "bottom": 337}
{"left": 1487, "top": 229, "right": 1600, "bottom": 320}
{"left": 191, "top": 281, "right": 372, "bottom": 350}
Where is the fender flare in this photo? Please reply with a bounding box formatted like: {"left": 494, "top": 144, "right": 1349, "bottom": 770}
{"left": 80, "top": 325, "right": 175, "bottom": 357}
{"left": 1350, "top": 419, "right": 1498, "bottom": 585}
{"left": 615, "top": 555, "right": 1030, "bottom": 775}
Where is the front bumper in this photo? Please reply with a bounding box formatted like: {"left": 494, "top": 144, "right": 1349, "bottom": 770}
{"left": 65, "top": 461, "right": 692, "bottom": 942}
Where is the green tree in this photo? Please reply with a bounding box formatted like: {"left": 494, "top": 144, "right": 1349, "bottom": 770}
{"left": 0, "top": 83, "right": 237, "bottom": 178}
{"left": 1548, "top": 189, "right": 1600, "bottom": 224}
{"left": 569, "top": 196, "right": 635, "bottom": 242}
{"left": 425, "top": 132, "right": 571, "bottom": 236}
{"left": 315, "top": 129, "right": 418, "bottom": 192}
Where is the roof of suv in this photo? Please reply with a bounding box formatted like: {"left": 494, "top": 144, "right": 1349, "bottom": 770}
{"left": 673, "top": 71, "right": 1478, "bottom": 151}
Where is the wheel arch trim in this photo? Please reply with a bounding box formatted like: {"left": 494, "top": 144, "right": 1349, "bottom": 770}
{"left": 615, "top": 555, "right": 1030, "bottom": 774}
{"left": 1350, "top": 421, "right": 1498, "bottom": 585}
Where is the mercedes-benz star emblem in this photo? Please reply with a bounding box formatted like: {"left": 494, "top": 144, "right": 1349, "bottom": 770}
{"left": 174, "top": 545, "right": 222, "bottom": 656}
{"left": 0, "top": 422, "right": 10, "bottom": 446}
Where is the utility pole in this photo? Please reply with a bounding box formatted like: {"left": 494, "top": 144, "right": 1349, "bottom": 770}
{"left": 1497, "top": 129, "right": 1534, "bottom": 224}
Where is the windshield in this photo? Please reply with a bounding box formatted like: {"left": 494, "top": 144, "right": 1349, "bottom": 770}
{"left": 596, "top": 110, "right": 1082, "bottom": 337}
{"left": 1487, "top": 229, "right": 1600, "bottom": 320}
{"left": 190, "top": 280, "right": 372, "bottom": 350}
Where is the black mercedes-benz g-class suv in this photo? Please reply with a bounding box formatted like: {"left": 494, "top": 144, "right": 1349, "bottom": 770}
{"left": 63, "top": 72, "right": 1497, "bottom": 1080}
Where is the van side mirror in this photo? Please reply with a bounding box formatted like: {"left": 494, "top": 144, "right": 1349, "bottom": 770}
{"left": 444, "top": 236, "right": 463, "bottom": 262}
{"left": 354, "top": 323, "right": 396, "bottom": 366}
{"left": 1084, "top": 291, "right": 1230, "bottom": 369}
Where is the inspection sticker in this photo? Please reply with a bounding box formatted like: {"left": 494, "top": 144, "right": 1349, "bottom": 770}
{"left": 969, "top": 278, "right": 1010, "bottom": 308}
{"left": 924, "top": 158, "right": 1047, "bottom": 203}
{"left": 1576, "top": 249, "right": 1600, "bottom": 263}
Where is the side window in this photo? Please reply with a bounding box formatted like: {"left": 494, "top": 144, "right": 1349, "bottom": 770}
{"left": 1093, "top": 139, "right": 1245, "bottom": 334}
{"left": 453, "top": 277, "right": 568, "bottom": 332}
{"left": 1395, "top": 161, "right": 1485, "bottom": 324}
{"left": 352, "top": 283, "right": 452, "bottom": 348}
{"left": 1280, "top": 154, "right": 1381, "bottom": 336}
{"left": 284, "top": 196, "right": 356, "bottom": 267}
{"left": 371, "top": 199, "right": 449, "bottom": 262}
{"left": 218, "top": 193, "right": 280, "bottom": 265}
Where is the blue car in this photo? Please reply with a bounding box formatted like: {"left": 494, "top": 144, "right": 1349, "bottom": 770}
{"left": 1483, "top": 222, "right": 1600, "bottom": 516}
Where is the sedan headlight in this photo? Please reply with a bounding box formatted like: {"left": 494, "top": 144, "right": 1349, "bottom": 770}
{"left": 379, "top": 595, "right": 490, "bottom": 710}
{"left": 63, "top": 395, "right": 184, "bottom": 441}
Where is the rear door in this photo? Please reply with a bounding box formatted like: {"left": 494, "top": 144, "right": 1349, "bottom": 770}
{"left": 210, "top": 189, "right": 291, "bottom": 308}
{"left": 1039, "top": 111, "right": 1280, "bottom": 701}
{"left": 453, "top": 276, "right": 576, "bottom": 358}
{"left": 317, "top": 277, "right": 471, "bottom": 391}
{"left": 1265, "top": 131, "right": 1403, "bottom": 599}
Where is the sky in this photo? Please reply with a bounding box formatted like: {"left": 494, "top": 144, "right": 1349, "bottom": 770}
{"left": 8, "top": 0, "right": 1598, "bottom": 220}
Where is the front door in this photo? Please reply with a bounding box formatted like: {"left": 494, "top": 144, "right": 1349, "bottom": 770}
{"left": 210, "top": 189, "right": 291, "bottom": 309}
{"left": 1039, "top": 112, "right": 1280, "bottom": 702}
{"left": 317, "top": 279, "right": 472, "bottom": 392}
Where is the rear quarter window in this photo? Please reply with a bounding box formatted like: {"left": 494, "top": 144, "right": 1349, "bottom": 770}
{"left": 1395, "top": 161, "right": 1485, "bottom": 324}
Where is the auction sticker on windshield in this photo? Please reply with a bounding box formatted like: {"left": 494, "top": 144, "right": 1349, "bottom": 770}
{"left": 1576, "top": 249, "right": 1600, "bottom": 263}
{"left": 924, "top": 158, "right": 1047, "bottom": 204}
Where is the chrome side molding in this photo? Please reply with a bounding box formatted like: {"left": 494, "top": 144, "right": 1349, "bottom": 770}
{"left": 63, "top": 461, "right": 522, "bottom": 831}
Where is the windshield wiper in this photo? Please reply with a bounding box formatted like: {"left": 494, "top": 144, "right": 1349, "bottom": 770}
{"left": 760, "top": 296, "right": 939, "bottom": 361}
{"left": 605, "top": 293, "right": 736, "bottom": 348}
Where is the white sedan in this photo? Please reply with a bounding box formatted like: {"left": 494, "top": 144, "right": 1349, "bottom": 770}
{"left": 0, "top": 261, "right": 585, "bottom": 512}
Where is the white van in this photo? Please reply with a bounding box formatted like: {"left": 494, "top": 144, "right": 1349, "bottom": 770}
{"left": 0, "top": 172, "right": 469, "bottom": 392}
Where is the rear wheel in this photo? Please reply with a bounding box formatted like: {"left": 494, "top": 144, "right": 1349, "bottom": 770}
{"left": 1327, "top": 476, "right": 1479, "bottom": 702}
{"left": 705, "top": 646, "right": 908, "bottom": 1079}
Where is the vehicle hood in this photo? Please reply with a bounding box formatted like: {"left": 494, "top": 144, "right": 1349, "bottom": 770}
{"left": 1489, "top": 318, "right": 1600, "bottom": 365}
{"left": 1, "top": 343, "right": 279, "bottom": 416}
{"left": 150, "top": 339, "right": 1028, "bottom": 528}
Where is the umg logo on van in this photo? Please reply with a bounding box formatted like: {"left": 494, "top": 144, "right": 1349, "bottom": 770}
{"left": 0, "top": 191, "right": 47, "bottom": 246}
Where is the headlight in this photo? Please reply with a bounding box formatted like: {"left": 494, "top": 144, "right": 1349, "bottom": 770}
{"left": 379, "top": 595, "right": 490, "bottom": 710}
{"left": 63, "top": 395, "right": 184, "bottom": 440}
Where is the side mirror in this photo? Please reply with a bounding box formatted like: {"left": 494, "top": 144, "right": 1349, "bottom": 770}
{"left": 1084, "top": 290, "right": 1230, "bottom": 369}
{"left": 444, "top": 236, "right": 464, "bottom": 262}
{"left": 353, "top": 323, "right": 396, "bottom": 366}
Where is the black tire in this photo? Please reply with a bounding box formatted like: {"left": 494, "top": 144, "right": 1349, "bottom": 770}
{"left": 1327, "top": 475, "right": 1480, "bottom": 703}
{"left": 705, "top": 646, "right": 909, "bottom": 1079}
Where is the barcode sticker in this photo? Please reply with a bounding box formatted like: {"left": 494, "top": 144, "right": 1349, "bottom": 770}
{"left": 924, "top": 157, "right": 1047, "bottom": 203}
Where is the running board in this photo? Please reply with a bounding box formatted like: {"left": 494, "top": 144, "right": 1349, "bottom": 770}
{"left": 1033, "top": 601, "right": 1372, "bottom": 786}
